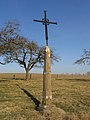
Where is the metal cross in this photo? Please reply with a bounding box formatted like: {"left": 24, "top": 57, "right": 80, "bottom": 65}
{"left": 33, "top": 10, "right": 57, "bottom": 46}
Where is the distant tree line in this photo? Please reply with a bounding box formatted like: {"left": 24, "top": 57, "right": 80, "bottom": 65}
{"left": 0, "top": 21, "right": 60, "bottom": 80}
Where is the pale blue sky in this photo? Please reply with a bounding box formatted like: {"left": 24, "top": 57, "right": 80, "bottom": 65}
{"left": 0, "top": 0, "right": 90, "bottom": 74}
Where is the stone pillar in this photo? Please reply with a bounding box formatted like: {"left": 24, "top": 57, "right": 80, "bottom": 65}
{"left": 42, "top": 46, "right": 52, "bottom": 108}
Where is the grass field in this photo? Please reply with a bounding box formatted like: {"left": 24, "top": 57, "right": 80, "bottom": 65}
{"left": 0, "top": 74, "right": 90, "bottom": 120}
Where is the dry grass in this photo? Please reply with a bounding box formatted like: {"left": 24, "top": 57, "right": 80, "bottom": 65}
{"left": 52, "top": 78, "right": 90, "bottom": 114}
{"left": 0, "top": 74, "right": 90, "bottom": 120}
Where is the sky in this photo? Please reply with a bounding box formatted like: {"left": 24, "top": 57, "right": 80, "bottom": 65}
{"left": 0, "top": 0, "right": 90, "bottom": 74}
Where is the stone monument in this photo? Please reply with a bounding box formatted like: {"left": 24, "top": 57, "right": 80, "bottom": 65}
{"left": 33, "top": 10, "right": 57, "bottom": 108}
{"left": 42, "top": 45, "right": 52, "bottom": 107}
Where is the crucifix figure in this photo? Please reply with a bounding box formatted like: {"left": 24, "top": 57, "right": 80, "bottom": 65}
{"left": 33, "top": 10, "right": 57, "bottom": 46}
{"left": 34, "top": 11, "right": 57, "bottom": 108}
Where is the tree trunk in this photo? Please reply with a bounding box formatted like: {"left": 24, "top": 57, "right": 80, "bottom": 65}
{"left": 25, "top": 69, "right": 29, "bottom": 80}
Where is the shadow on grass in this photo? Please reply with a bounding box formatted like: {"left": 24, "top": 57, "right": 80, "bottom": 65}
{"left": 21, "top": 88, "right": 41, "bottom": 110}
{"left": 16, "top": 84, "right": 41, "bottom": 111}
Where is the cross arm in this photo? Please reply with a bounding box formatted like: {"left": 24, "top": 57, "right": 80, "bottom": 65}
{"left": 33, "top": 19, "right": 44, "bottom": 23}
{"left": 46, "top": 21, "right": 57, "bottom": 25}
{"left": 33, "top": 19, "right": 57, "bottom": 25}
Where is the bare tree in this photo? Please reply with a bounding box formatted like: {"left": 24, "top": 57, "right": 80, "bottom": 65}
{"left": 11, "top": 37, "right": 60, "bottom": 80}
{"left": 0, "top": 21, "right": 60, "bottom": 80}
{"left": 12, "top": 37, "right": 44, "bottom": 80}
{"left": 75, "top": 49, "right": 90, "bottom": 65}
{"left": 1, "top": 36, "right": 59, "bottom": 80}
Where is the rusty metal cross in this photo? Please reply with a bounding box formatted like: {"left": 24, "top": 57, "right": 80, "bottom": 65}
{"left": 33, "top": 10, "right": 57, "bottom": 46}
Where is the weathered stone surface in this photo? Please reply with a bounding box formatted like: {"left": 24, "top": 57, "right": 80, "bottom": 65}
{"left": 42, "top": 46, "right": 52, "bottom": 107}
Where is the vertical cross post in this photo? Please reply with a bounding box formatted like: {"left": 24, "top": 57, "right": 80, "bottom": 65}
{"left": 33, "top": 10, "right": 57, "bottom": 108}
